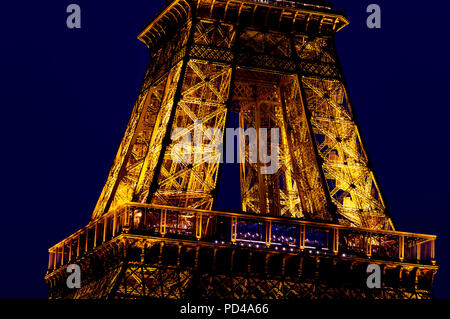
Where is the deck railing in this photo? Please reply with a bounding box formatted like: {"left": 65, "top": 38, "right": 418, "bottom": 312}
{"left": 237, "top": 0, "right": 333, "bottom": 11}
{"left": 47, "top": 203, "right": 436, "bottom": 273}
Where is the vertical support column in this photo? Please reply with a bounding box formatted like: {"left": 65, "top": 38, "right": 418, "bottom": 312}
{"left": 94, "top": 223, "right": 98, "bottom": 248}
{"left": 265, "top": 221, "right": 272, "bottom": 247}
{"left": 399, "top": 235, "right": 405, "bottom": 262}
{"left": 68, "top": 239, "right": 72, "bottom": 262}
{"left": 141, "top": 243, "right": 146, "bottom": 263}
{"left": 177, "top": 244, "right": 182, "bottom": 268}
{"left": 103, "top": 217, "right": 107, "bottom": 243}
{"left": 146, "top": 14, "right": 198, "bottom": 204}
{"left": 416, "top": 242, "right": 421, "bottom": 263}
{"left": 255, "top": 98, "right": 267, "bottom": 215}
{"left": 366, "top": 232, "right": 372, "bottom": 257}
{"left": 333, "top": 228, "right": 339, "bottom": 255}
{"left": 85, "top": 228, "right": 89, "bottom": 252}
{"left": 239, "top": 113, "right": 247, "bottom": 212}
{"left": 144, "top": 20, "right": 235, "bottom": 210}
{"left": 299, "top": 224, "right": 305, "bottom": 251}
{"left": 112, "top": 211, "right": 117, "bottom": 237}
{"left": 48, "top": 251, "right": 54, "bottom": 272}
{"left": 431, "top": 240, "right": 436, "bottom": 265}
{"left": 212, "top": 247, "right": 217, "bottom": 271}
{"left": 160, "top": 209, "right": 167, "bottom": 236}
{"left": 289, "top": 35, "right": 337, "bottom": 221}
{"left": 158, "top": 242, "right": 164, "bottom": 265}
{"left": 195, "top": 213, "right": 203, "bottom": 240}
{"left": 53, "top": 247, "right": 57, "bottom": 270}
{"left": 76, "top": 235, "right": 80, "bottom": 258}
{"left": 278, "top": 86, "right": 298, "bottom": 215}
{"left": 231, "top": 216, "right": 238, "bottom": 243}
{"left": 413, "top": 268, "right": 420, "bottom": 291}
{"left": 123, "top": 206, "right": 131, "bottom": 233}
{"left": 60, "top": 244, "right": 65, "bottom": 267}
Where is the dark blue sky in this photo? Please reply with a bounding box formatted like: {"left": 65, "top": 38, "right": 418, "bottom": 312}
{"left": 0, "top": 0, "right": 448, "bottom": 298}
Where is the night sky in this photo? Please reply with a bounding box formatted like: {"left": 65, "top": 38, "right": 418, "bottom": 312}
{"left": 1, "top": 0, "right": 448, "bottom": 298}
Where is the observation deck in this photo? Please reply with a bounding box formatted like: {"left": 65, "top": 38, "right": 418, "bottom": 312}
{"left": 45, "top": 204, "right": 437, "bottom": 299}
{"left": 47, "top": 203, "right": 436, "bottom": 274}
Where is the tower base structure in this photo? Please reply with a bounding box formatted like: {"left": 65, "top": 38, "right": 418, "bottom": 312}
{"left": 46, "top": 0, "right": 438, "bottom": 300}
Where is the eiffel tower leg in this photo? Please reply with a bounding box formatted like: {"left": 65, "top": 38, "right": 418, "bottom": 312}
{"left": 135, "top": 20, "right": 237, "bottom": 211}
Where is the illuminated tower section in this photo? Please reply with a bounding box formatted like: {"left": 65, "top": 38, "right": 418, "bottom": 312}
{"left": 45, "top": 0, "right": 437, "bottom": 299}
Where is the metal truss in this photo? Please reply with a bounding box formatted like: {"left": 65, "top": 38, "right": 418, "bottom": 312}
{"left": 91, "top": 1, "right": 390, "bottom": 228}
{"left": 46, "top": 236, "right": 436, "bottom": 300}
{"left": 232, "top": 70, "right": 330, "bottom": 219}
{"left": 49, "top": 0, "right": 437, "bottom": 300}
{"left": 301, "top": 76, "right": 388, "bottom": 228}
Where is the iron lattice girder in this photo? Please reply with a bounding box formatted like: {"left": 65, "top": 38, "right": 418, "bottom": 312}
{"left": 45, "top": 235, "right": 436, "bottom": 300}
{"left": 141, "top": 26, "right": 343, "bottom": 89}
{"left": 91, "top": 10, "right": 390, "bottom": 229}
{"left": 138, "top": 0, "right": 348, "bottom": 50}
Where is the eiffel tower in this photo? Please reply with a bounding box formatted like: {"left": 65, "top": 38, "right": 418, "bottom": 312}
{"left": 46, "top": 0, "right": 437, "bottom": 299}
